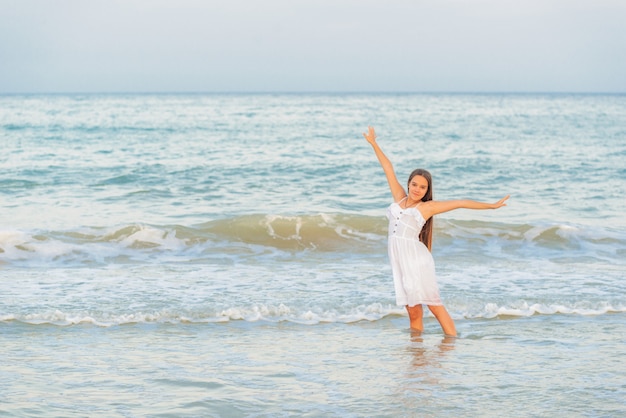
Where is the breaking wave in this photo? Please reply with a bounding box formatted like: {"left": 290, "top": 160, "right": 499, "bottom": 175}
{"left": 1, "top": 213, "right": 624, "bottom": 265}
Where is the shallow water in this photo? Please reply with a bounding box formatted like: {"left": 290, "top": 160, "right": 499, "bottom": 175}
{"left": 1, "top": 93, "right": 625, "bottom": 416}
{"left": 2, "top": 315, "right": 624, "bottom": 417}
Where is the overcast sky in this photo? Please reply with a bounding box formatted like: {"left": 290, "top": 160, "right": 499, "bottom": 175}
{"left": 1, "top": 0, "right": 625, "bottom": 93}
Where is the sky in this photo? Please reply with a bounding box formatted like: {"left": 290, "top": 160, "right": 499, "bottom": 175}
{"left": 1, "top": 0, "right": 625, "bottom": 93}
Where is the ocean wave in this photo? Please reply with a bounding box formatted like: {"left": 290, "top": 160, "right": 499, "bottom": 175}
{"left": 474, "top": 301, "right": 625, "bottom": 318}
{"left": 2, "top": 301, "right": 624, "bottom": 328}
{"left": 0, "top": 303, "right": 403, "bottom": 327}
{"left": 1, "top": 214, "right": 624, "bottom": 265}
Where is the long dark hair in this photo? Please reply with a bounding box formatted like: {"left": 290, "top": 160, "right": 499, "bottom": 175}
{"left": 408, "top": 168, "right": 433, "bottom": 251}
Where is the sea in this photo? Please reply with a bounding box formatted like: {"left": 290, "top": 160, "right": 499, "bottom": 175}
{"left": 1, "top": 93, "right": 625, "bottom": 417}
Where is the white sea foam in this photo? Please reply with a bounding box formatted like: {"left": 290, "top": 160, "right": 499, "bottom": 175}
{"left": 4, "top": 301, "right": 624, "bottom": 328}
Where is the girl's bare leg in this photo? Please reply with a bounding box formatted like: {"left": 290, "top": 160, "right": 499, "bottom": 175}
{"left": 406, "top": 305, "right": 424, "bottom": 332}
{"left": 428, "top": 305, "right": 457, "bottom": 337}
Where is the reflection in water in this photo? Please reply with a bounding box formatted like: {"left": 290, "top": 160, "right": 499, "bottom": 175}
{"left": 407, "top": 331, "right": 456, "bottom": 370}
{"left": 397, "top": 331, "right": 457, "bottom": 411}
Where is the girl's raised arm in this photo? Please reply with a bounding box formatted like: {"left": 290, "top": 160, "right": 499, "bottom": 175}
{"left": 420, "top": 195, "right": 510, "bottom": 220}
{"left": 363, "top": 126, "right": 406, "bottom": 202}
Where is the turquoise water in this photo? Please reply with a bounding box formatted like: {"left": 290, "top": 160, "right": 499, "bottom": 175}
{"left": 1, "top": 94, "right": 625, "bottom": 417}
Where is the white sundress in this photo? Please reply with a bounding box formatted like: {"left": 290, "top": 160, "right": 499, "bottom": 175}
{"left": 387, "top": 198, "right": 443, "bottom": 307}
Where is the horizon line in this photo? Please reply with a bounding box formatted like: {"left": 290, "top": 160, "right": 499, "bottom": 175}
{"left": 1, "top": 90, "right": 625, "bottom": 96}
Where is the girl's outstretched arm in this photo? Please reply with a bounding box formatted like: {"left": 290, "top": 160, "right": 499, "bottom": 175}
{"left": 363, "top": 126, "right": 406, "bottom": 202}
{"left": 420, "top": 195, "right": 510, "bottom": 219}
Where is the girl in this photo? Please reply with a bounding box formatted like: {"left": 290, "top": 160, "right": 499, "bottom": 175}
{"left": 363, "top": 126, "right": 509, "bottom": 336}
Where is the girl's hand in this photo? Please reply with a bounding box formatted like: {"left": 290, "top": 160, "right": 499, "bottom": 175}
{"left": 363, "top": 126, "right": 377, "bottom": 145}
{"left": 491, "top": 195, "right": 510, "bottom": 209}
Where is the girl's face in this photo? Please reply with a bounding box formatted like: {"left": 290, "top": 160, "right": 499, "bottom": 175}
{"left": 408, "top": 175, "right": 429, "bottom": 201}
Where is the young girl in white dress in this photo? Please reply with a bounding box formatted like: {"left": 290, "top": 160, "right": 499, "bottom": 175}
{"left": 363, "top": 126, "right": 509, "bottom": 336}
